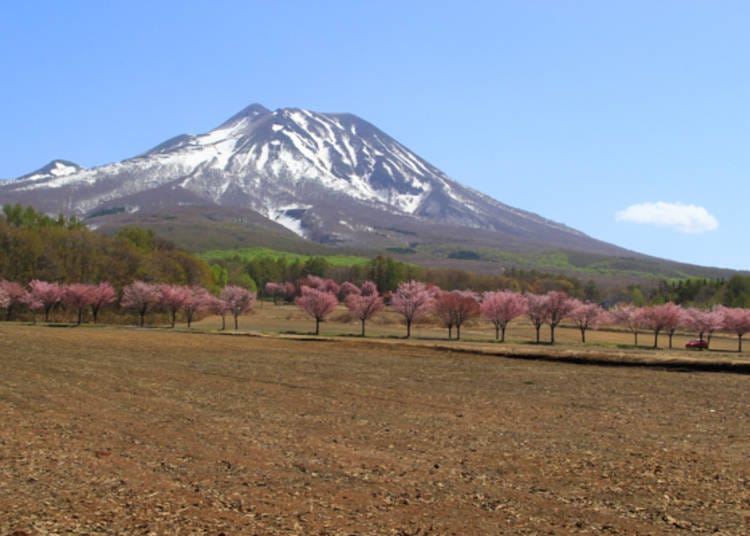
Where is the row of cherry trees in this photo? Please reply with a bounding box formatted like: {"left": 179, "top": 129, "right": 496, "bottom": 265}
{"left": 270, "top": 277, "right": 750, "bottom": 351}
{"left": 119, "top": 282, "right": 255, "bottom": 330}
{"left": 608, "top": 302, "right": 750, "bottom": 351}
{"left": 0, "top": 279, "right": 256, "bottom": 330}
{"left": 0, "top": 280, "right": 117, "bottom": 324}
{"left": 3, "top": 276, "right": 750, "bottom": 351}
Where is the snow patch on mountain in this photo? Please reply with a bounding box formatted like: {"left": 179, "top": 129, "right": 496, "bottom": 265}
{"left": 49, "top": 161, "right": 80, "bottom": 177}
{"left": 15, "top": 160, "right": 85, "bottom": 186}
{"left": 17, "top": 169, "right": 96, "bottom": 191}
{"left": 269, "top": 204, "right": 310, "bottom": 237}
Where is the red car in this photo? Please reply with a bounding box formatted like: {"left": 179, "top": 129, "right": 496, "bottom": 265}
{"left": 685, "top": 339, "right": 709, "bottom": 349}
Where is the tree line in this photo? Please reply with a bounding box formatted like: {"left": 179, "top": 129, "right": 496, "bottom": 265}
{"left": 7, "top": 203, "right": 748, "bottom": 309}
{"left": 4, "top": 274, "right": 750, "bottom": 353}
{"left": 208, "top": 252, "right": 599, "bottom": 298}
{"left": 267, "top": 277, "right": 750, "bottom": 351}
{"left": 0, "top": 205, "right": 213, "bottom": 288}
{"left": 204, "top": 249, "right": 750, "bottom": 309}
{"left": 635, "top": 276, "right": 750, "bottom": 308}
{"left": 0, "top": 278, "right": 255, "bottom": 330}
{"left": 2, "top": 204, "right": 749, "bottom": 347}
{"left": 1, "top": 204, "right": 597, "bottom": 298}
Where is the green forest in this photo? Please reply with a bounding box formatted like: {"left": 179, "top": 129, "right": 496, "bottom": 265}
{"left": 0, "top": 204, "right": 213, "bottom": 289}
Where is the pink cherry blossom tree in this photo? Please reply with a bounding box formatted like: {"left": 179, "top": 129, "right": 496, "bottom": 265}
{"left": 0, "top": 285, "right": 9, "bottom": 310}
{"left": 719, "top": 306, "right": 750, "bottom": 352}
{"left": 219, "top": 286, "right": 256, "bottom": 331}
{"left": 0, "top": 280, "right": 27, "bottom": 320}
{"left": 283, "top": 282, "right": 297, "bottom": 302}
{"left": 297, "top": 276, "right": 340, "bottom": 296}
{"left": 297, "top": 275, "right": 326, "bottom": 291}
{"left": 345, "top": 287, "right": 384, "bottom": 337}
{"left": 434, "top": 291, "right": 456, "bottom": 340}
{"left": 525, "top": 293, "right": 549, "bottom": 344}
{"left": 182, "top": 286, "right": 212, "bottom": 328}
{"left": 391, "top": 280, "right": 436, "bottom": 339}
{"left": 545, "top": 291, "right": 575, "bottom": 345}
{"left": 264, "top": 282, "right": 284, "bottom": 305}
{"left": 296, "top": 286, "right": 339, "bottom": 335}
{"left": 452, "top": 290, "right": 480, "bottom": 340}
{"left": 90, "top": 282, "right": 117, "bottom": 324}
{"left": 660, "top": 303, "right": 685, "bottom": 350}
{"left": 338, "top": 281, "right": 361, "bottom": 301}
{"left": 609, "top": 304, "right": 646, "bottom": 346}
{"left": 480, "top": 290, "right": 527, "bottom": 342}
{"left": 22, "top": 291, "right": 44, "bottom": 323}
{"left": 360, "top": 281, "right": 378, "bottom": 297}
{"left": 567, "top": 300, "right": 608, "bottom": 343}
{"left": 641, "top": 302, "right": 684, "bottom": 349}
{"left": 121, "top": 281, "right": 161, "bottom": 327}
{"left": 434, "top": 290, "right": 479, "bottom": 340}
{"left": 158, "top": 284, "right": 190, "bottom": 328}
{"left": 27, "top": 280, "right": 63, "bottom": 322}
{"left": 63, "top": 283, "right": 95, "bottom": 325}
{"left": 209, "top": 295, "right": 230, "bottom": 330}
{"left": 322, "top": 279, "right": 340, "bottom": 296}
{"left": 684, "top": 307, "right": 723, "bottom": 350}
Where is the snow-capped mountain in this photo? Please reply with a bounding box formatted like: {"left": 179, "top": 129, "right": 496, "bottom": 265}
{"left": 0, "top": 103, "right": 627, "bottom": 256}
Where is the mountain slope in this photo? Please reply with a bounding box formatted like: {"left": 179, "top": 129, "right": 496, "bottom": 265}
{"left": 0, "top": 103, "right": 633, "bottom": 258}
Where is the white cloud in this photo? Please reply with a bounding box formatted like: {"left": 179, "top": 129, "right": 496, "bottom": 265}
{"left": 615, "top": 202, "right": 719, "bottom": 233}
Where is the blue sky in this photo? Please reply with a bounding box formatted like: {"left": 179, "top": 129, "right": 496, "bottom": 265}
{"left": 1, "top": 1, "right": 748, "bottom": 270}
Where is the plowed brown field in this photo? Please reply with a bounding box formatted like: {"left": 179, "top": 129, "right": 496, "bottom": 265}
{"left": 1, "top": 323, "right": 749, "bottom": 535}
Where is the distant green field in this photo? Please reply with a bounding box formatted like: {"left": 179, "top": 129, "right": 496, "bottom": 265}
{"left": 420, "top": 244, "right": 697, "bottom": 280}
{"left": 200, "top": 244, "right": 697, "bottom": 281}
{"left": 198, "top": 246, "right": 371, "bottom": 267}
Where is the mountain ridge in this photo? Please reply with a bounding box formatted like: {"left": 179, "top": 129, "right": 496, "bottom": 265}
{"left": 1, "top": 102, "right": 736, "bottom": 282}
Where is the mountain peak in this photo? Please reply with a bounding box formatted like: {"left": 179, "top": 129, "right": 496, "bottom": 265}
{"left": 218, "top": 103, "right": 271, "bottom": 128}
{"left": 17, "top": 160, "right": 83, "bottom": 181}
{"left": 0, "top": 104, "right": 634, "bottom": 261}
